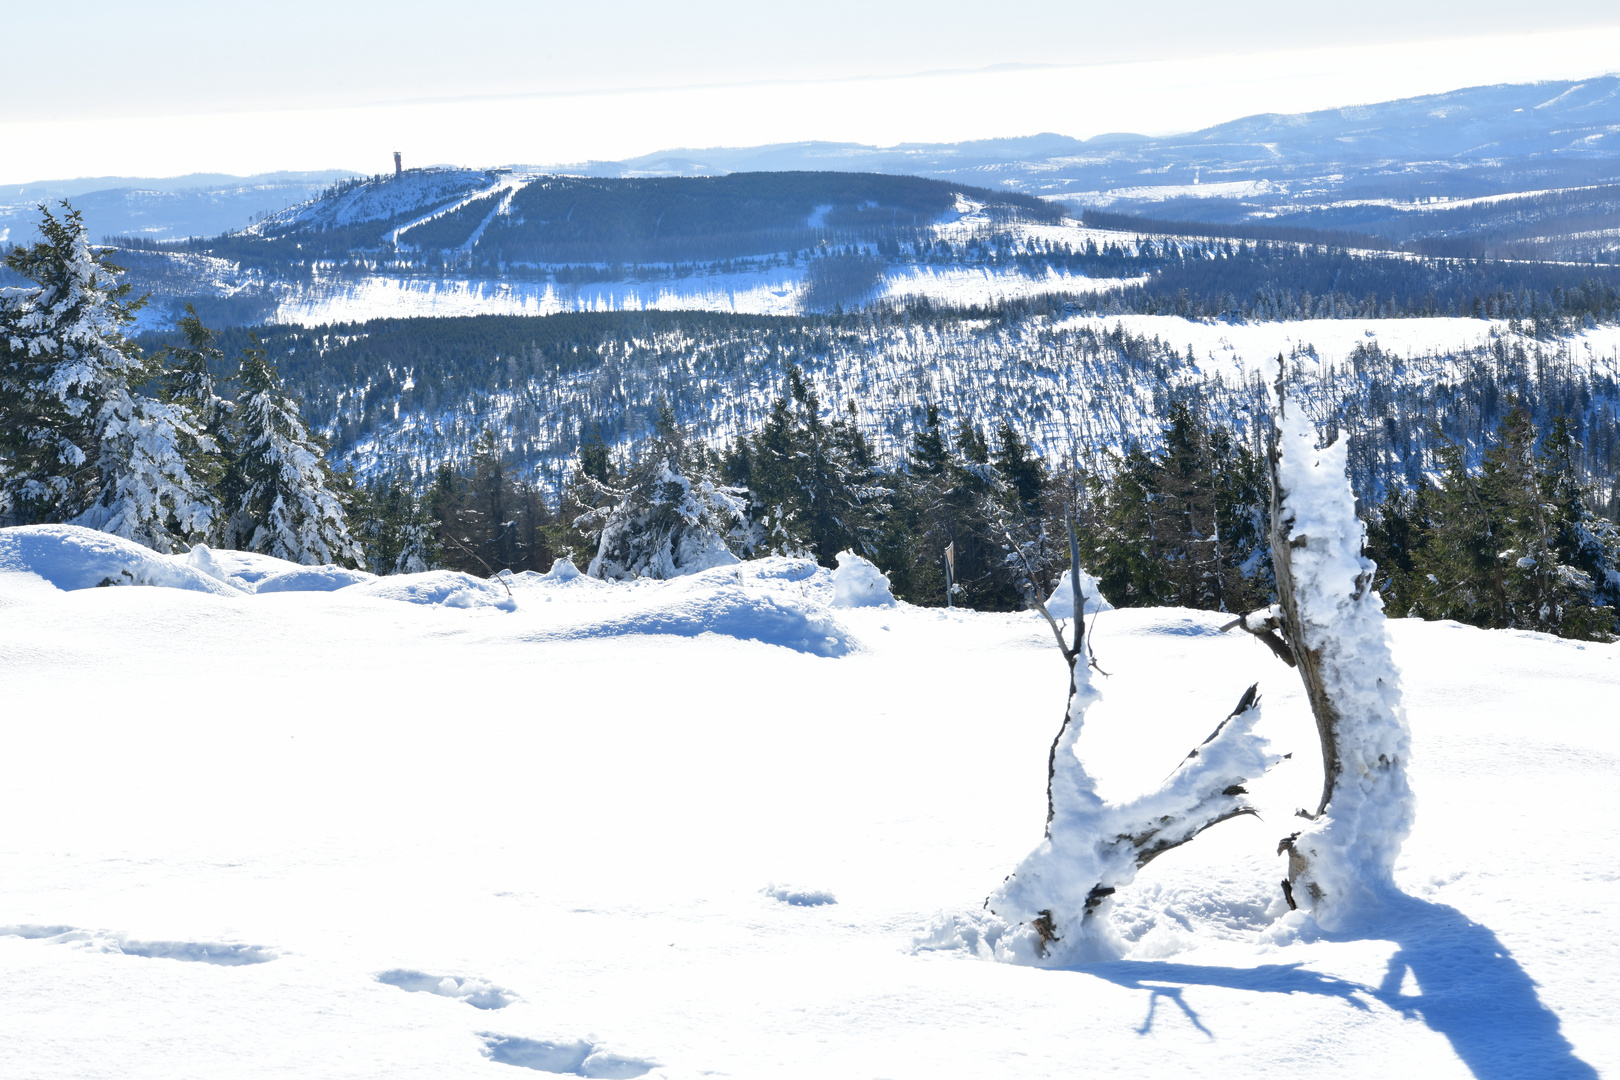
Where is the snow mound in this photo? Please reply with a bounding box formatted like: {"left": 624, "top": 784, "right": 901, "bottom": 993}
{"left": 831, "top": 550, "right": 894, "bottom": 608}
{"left": 0, "top": 526, "right": 240, "bottom": 596}
{"left": 531, "top": 586, "right": 854, "bottom": 657}
{"left": 185, "top": 545, "right": 300, "bottom": 592}
{"left": 255, "top": 564, "right": 377, "bottom": 593}
{"left": 346, "top": 571, "right": 518, "bottom": 612}
{"left": 763, "top": 883, "right": 837, "bottom": 906}
{"left": 542, "top": 557, "right": 584, "bottom": 581}
{"left": 1045, "top": 567, "right": 1113, "bottom": 618}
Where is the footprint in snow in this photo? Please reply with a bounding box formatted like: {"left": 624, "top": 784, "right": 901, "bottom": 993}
{"left": 377, "top": 968, "right": 516, "bottom": 1009}
{"left": 1, "top": 924, "right": 277, "bottom": 965}
{"left": 479, "top": 1033, "right": 657, "bottom": 1078}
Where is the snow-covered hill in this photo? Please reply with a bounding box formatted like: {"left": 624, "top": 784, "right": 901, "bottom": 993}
{"left": 1, "top": 526, "right": 1615, "bottom": 1077}
{"left": 251, "top": 169, "right": 496, "bottom": 236}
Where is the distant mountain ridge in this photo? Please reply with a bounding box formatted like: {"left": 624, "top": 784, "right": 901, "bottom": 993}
{"left": 12, "top": 76, "right": 1620, "bottom": 247}
{"left": 0, "top": 170, "right": 354, "bottom": 246}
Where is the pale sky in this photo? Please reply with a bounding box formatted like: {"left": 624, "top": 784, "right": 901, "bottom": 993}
{"left": 5, "top": 1, "right": 1620, "bottom": 183}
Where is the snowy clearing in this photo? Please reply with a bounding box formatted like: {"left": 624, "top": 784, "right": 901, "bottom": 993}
{"left": 272, "top": 264, "right": 1129, "bottom": 325}
{"left": 2, "top": 530, "right": 1617, "bottom": 1078}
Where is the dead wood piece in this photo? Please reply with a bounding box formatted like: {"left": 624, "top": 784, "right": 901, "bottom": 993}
{"left": 1220, "top": 606, "right": 1298, "bottom": 668}
{"left": 1267, "top": 364, "right": 1342, "bottom": 817}
{"left": 1032, "top": 910, "right": 1062, "bottom": 956}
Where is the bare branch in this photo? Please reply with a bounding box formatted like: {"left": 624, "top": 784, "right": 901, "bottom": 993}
{"left": 440, "top": 527, "right": 496, "bottom": 575}
{"left": 1219, "top": 605, "right": 1298, "bottom": 667}
{"left": 998, "top": 520, "right": 1075, "bottom": 667}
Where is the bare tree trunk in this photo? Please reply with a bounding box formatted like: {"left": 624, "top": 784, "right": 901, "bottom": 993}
{"left": 1226, "top": 358, "right": 1414, "bottom": 922}
{"left": 1267, "top": 428, "right": 1344, "bottom": 819}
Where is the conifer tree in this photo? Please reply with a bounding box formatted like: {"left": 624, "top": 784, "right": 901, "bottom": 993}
{"left": 0, "top": 204, "right": 214, "bottom": 551}
{"left": 578, "top": 403, "right": 749, "bottom": 580}
{"left": 224, "top": 340, "right": 362, "bottom": 565}
{"left": 162, "top": 304, "right": 232, "bottom": 445}
{"left": 160, "top": 304, "right": 231, "bottom": 523}
{"left": 742, "top": 366, "right": 885, "bottom": 564}
{"left": 1370, "top": 406, "right": 1618, "bottom": 639}
{"left": 354, "top": 476, "right": 434, "bottom": 574}
{"left": 1080, "top": 400, "right": 1270, "bottom": 613}
{"left": 427, "top": 430, "right": 556, "bottom": 575}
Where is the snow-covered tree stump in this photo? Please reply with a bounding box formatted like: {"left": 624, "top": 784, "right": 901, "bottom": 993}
{"left": 1231, "top": 359, "right": 1415, "bottom": 928}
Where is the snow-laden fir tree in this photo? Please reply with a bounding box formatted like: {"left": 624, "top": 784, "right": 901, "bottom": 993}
{"left": 222, "top": 341, "right": 362, "bottom": 565}
{"left": 159, "top": 303, "right": 231, "bottom": 519}
{"left": 578, "top": 404, "right": 750, "bottom": 580}
{"left": 0, "top": 204, "right": 214, "bottom": 549}
{"left": 162, "top": 304, "right": 232, "bottom": 444}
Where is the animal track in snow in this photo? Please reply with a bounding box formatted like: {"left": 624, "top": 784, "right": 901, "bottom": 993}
{"left": 377, "top": 968, "right": 516, "bottom": 1009}
{"left": 479, "top": 1034, "right": 657, "bottom": 1078}
{"left": 0, "top": 924, "right": 277, "bottom": 965}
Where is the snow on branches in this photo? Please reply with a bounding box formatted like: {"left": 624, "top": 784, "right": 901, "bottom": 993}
{"left": 924, "top": 522, "right": 1282, "bottom": 965}
{"left": 1259, "top": 357, "right": 1415, "bottom": 927}
{"left": 223, "top": 346, "right": 362, "bottom": 566}
{"left": 0, "top": 204, "right": 214, "bottom": 550}
{"left": 580, "top": 457, "right": 750, "bottom": 580}
{"left": 576, "top": 404, "right": 751, "bottom": 581}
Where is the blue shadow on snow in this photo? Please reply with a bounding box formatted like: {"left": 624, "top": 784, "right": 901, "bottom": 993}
{"left": 1084, "top": 892, "right": 1596, "bottom": 1079}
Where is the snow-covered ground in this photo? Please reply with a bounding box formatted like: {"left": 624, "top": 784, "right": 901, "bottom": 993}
{"left": 1059, "top": 312, "right": 1620, "bottom": 375}
{"left": 276, "top": 266, "right": 809, "bottom": 323}
{"left": 2, "top": 527, "right": 1617, "bottom": 1078}
{"left": 272, "top": 264, "right": 1131, "bottom": 325}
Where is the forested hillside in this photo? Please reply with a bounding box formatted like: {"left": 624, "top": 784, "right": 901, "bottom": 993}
{"left": 137, "top": 304, "right": 1620, "bottom": 518}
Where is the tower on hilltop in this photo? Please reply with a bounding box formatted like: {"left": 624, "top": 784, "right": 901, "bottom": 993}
{"left": 393, "top": 151, "right": 402, "bottom": 176}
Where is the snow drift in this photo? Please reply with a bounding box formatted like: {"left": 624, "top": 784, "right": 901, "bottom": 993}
{"left": 517, "top": 561, "right": 853, "bottom": 657}
{"left": 347, "top": 570, "right": 518, "bottom": 612}
{"left": 0, "top": 525, "right": 239, "bottom": 596}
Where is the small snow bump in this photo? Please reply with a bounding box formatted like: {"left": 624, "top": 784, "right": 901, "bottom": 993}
{"left": 762, "top": 883, "right": 837, "bottom": 907}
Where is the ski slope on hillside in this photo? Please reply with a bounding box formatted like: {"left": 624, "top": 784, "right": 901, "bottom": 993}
{"left": 1, "top": 529, "right": 1616, "bottom": 1078}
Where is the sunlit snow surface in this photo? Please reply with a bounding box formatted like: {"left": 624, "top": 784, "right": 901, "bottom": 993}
{"left": 272, "top": 264, "right": 1131, "bottom": 324}
{"left": 2, "top": 534, "right": 1618, "bottom": 1078}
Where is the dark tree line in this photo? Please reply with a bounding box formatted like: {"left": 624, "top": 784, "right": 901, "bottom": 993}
{"left": 1367, "top": 407, "right": 1620, "bottom": 640}
{"left": 342, "top": 356, "right": 1619, "bottom": 639}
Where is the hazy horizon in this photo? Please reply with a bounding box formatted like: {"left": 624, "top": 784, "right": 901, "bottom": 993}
{"left": 6, "top": 2, "right": 1620, "bottom": 186}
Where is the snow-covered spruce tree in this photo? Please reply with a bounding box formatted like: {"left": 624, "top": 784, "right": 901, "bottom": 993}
{"left": 223, "top": 341, "right": 362, "bottom": 565}
{"left": 162, "top": 304, "right": 233, "bottom": 446}
{"left": 1227, "top": 359, "right": 1414, "bottom": 926}
{"left": 578, "top": 405, "right": 750, "bottom": 580}
{"left": 0, "top": 204, "right": 214, "bottom": 549}
{"left": 958, "top": 521, "right": 1281, "bottom": 965}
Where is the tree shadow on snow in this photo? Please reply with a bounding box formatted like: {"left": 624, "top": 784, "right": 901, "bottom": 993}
{"left": 1085, "top": 892, "right": 1597, "bottom": 1079}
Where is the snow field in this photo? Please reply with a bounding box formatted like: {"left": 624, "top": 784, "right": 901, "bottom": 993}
{"left": 272, "top": 263, "right": 1130, "bottom": 326}
{"left": 1, "top": 540, "right": 1618, "bottom": 1077}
